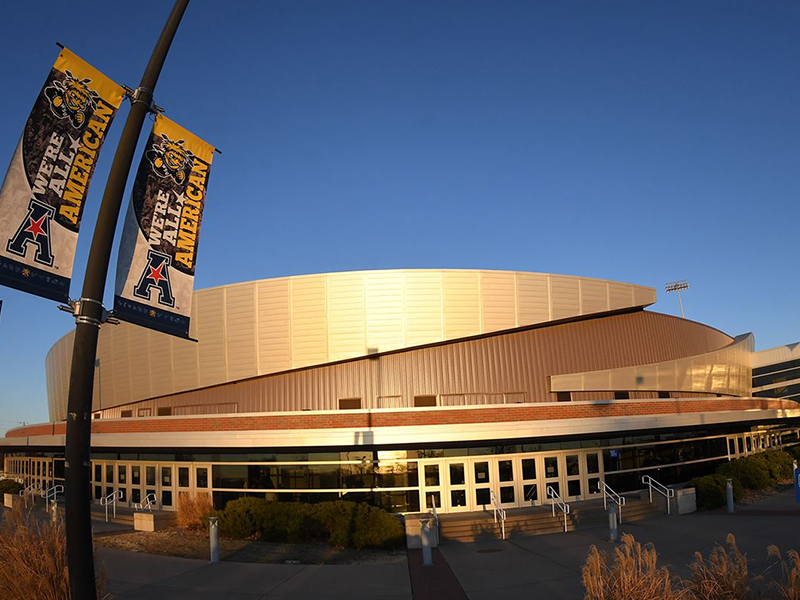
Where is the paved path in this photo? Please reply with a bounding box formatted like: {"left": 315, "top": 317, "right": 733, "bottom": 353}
{"left": 438, "top": 489, "right": 800, "bottom": 599}
{"left": 100, "top": 548, "right": 412, "bottom": 600}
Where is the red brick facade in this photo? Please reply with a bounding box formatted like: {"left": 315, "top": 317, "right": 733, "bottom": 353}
{"left": 6, "top": 398, "right": 797, "bottom": 439}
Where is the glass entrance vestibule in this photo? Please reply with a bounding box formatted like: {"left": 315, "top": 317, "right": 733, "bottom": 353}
{"left": 418, "top": 450, "right": 603, "bottom": 513}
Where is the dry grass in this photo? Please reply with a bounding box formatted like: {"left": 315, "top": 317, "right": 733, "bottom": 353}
{"left": 0, "top": 504, "right": 110, "bottom": 599}
{"left": 582, "top": 533, "right": 686, "bottom": 600}
{"left": 176, "top": 492, "right": 213, "bottom": 530}
{"left": 767, "top": 545, "right": 800, "bottom": 600}
{"left": 684, "top": 534, "right": 754, "bottom": 600}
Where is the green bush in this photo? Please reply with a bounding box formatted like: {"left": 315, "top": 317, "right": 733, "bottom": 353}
{"left": 688, "top": 474, "right": 743, "bottom": 510}
{"left": 717, "top": 456, "right": 773, "bottom": 491}
{"left": 213, "top": 498, "right": 402, "bottom": 549}
{"left": 0, "top": 480, "right": 23, "bottom": 496}
{"left": 759, "top": 450, "right": 794, "bottom": 481}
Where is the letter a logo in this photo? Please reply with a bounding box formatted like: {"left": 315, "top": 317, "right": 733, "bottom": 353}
{"left": 133, "top": 249, "right": 175, "bottom": 308}
{"left": 7, "top": 199, "right": 55, "bottom": 267}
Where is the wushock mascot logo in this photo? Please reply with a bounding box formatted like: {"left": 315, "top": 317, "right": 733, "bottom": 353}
{"left": 44, "top": 70, "right": 99, "bottom": 128}
{"left": 146, "top": 133, "right": 195, "bottom": 185}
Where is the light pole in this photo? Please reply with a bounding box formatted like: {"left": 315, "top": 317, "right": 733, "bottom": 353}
{"left": 665, "top": 280, "right": 689, "bottom": 319}
{"left": 63, "top": 2, "right": 189, "bottom": 598}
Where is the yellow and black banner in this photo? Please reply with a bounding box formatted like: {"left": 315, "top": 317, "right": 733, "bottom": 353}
{"left": 0, "top": 48, "right": 125, "bottom": 302}
{"left": 113, "top": 115, "right": 214, "bottom": 338}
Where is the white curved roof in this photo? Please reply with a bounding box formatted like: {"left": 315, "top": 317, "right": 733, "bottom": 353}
{"left": 45, "top": 269, "right": 656, "bottom": 419}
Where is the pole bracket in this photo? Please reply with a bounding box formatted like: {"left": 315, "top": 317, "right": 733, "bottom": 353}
{"left": 125, "top": 86, "right": 164, "bottom": 114}
{"left": 58, "top": 298, "right": 120, "bottom": 327}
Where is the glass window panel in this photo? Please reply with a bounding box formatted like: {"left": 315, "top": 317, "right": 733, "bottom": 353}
{"left": 545, "top": 457, "right": 559, "bottom": 478}
{"left": 161, "top": 467, "right": 172, "bottom": 487}
{"left": 119, "top": 488, "right": 126, "bottom": 503}
{"left": 451, "top": 489, "right": 467, "bottom": 507}
{"left": 500, "top": 486, "right": 515, "bottom": 503}
{"left": 586, "top": 453, "right": 600, "bottom": 474}
{"left": 132, "top": 466, "right": 141, "bottom": 485}
{"left": 588, "top": 478, "right": 600, "bottom": 494}
{"left": 424, "top": 465, "right": 440, "bottom": 487}
{"left": 178, "top": 467, "right": 189, "bottom": 488}
{"left": 522, "top": 459, "right": 536, "bottom": 480}
{"left": 449, "top": 463, "right": 465, "bottom": 486}
{"left": 568, "top": 479, "right": 581, "bottom": 497}
{"left": 475, "top": 488, "right": 491, "bottom": 506}
{"left": 94, "top": 464, "right": 101, "bottom": 482}
{"left": 196, "top": 467, "right": 208, "bottom": 488}
{"left": 213, "top": 465, "right": 247, "bottom": 489}
{"left": 566, "top": 455, "right": 580, "bottom": 476}
{"left": 162, "top": 490, "right": 172, "bottom": 507}
{"left": 118, "top": 466, "right": 127, "bottom": 484}
{"left": 498, "top": 460, "right": 514, "bottom": 482}
{"left": 105, "top": 486, "right": 113, "bottom": 498}
{"left": 131, "top": 488, "right": 141, "bottom": 504}
{"left": 523, "top": 484, "right": 538, "bottom": 502}
{"left": 375, "top": 462, "right": 418, "bottom": 488}
{"left": 146, "top": 466, "right": 156, "bottom": 486}
{"left": 425, "top": 491, "right": 441, "bottom": 510}
{"left": 474, "top": 461, "right": 490, "bottom": 484}
{"left": 94, "top": 485, "right": 102, "bottom": 500}
{"left": 105, "top": 465, "right": 114, "bottom": 483}
{"left": 547, "top": 482, "right": 560, "bottom": 498}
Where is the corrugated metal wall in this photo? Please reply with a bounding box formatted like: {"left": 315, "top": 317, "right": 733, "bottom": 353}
{"left": 98, "top": 310, "right": 734, "bottom": 418}
{"left": 46, "top": 269, "right": 658, "bottom": 419}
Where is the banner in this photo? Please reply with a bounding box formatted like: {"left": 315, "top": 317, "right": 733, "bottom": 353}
{"left": 0, "top": 48, "right": 125, "bottom": 302}
{"left": 113, "top": 115, "right": 214, "bottom": 338}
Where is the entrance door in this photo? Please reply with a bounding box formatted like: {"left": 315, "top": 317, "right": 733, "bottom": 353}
{"left": 420, "top": 461, "right": 444, "bottom": 511}
{"left": 564, "top": 453, "right": 582, "bottom": 501}
{"left": 520, "top": 457, "right": 540, "bottom": 506}
{"left": 444, "top": 460, "right": 470, "bottom": 513}
{"left": 496, "top": 458, "right": 517, "bottom": 508}
{"left": 584, "top": 451, "right": 602, "bottom": 497}
{"left": 542, "top": 455, "right": 561, "bottom": 502}
{"left": 471, "top": 459, "right": 492, "bottom": 509}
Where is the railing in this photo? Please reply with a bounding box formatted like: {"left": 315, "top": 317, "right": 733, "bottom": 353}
{"left": 0, "top": 471, "right": 24, "bottom": 483}
{"left": 41, "top": 484, "right": 64, "bottom": 511}
{"left": 134, "top": 492, "right": 158, "bottom": 513}
{"left": 642, "top": 475, "right": 675, "bottom": 515}
{"left": 599, "top": 480, "right": 626, "bottom": 523}
{"left": 100, "top": 490, "right": 123, "bottom": 522}
{"left": 429, "top": 494, "right": 439, "bottom": 528}
{"left": 19, "top": 482, "right": 39, "bottom": 507}
{"left": 489, "top": 490, "right": 508, "bottom": 540}
{"left": 547, "top": 485, "right": 570, "bottom": 533}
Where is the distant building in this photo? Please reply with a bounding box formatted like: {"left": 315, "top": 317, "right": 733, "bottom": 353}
{"left": 2, "top": 269, "right": 798, "bottom": 514}
{"left": 752, "top": 343, "right": 800, "bottom": 403}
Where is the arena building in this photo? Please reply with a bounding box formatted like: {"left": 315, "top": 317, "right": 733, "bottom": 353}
{"left": 2, "top": 269, "right": 799, "bottom": 515}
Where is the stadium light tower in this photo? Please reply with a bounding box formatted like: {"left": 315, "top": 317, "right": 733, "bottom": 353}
{"left": 665, "top": 280, "right": 689, "bottom": 318}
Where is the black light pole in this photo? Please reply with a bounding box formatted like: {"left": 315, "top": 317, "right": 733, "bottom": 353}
{"left": 64, "top": 1, "right": 189, "bottom": 597}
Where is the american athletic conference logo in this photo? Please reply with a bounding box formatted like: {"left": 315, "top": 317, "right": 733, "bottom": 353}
{"left": 6, "top": 199, "right": 55, "bottom": 268}
{"left": 134, "top": 249, "right": 175, "bottom": 308}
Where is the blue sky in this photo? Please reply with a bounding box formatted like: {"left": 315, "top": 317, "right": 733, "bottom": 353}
{"left": 0, "top": 1, "right": 798, "bottom": 432}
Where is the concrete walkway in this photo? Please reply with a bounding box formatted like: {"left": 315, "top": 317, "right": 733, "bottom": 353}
{"left": 100, "top": 548, "right": 412, "bottom": 600}
{"left": 438, "top": 489, "right": 800, "bottom": 599}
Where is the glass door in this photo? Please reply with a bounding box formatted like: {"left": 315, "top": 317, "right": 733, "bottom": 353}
{"left": 584, "top": 451, "right": 602, "bottom": 497}
{"left": 542, "top": 455, "right": 561, "bottom": 502}
{"left": 160, "top": 465, "right": 175, "bottom": 509}
{"left": 471, "top": 459, "right": 492, "bottom": 509}
{"left": 520, "top": 457, "right": 540, "bottom": 506}
{"left": 564, "top": 453, "right": 582, "bottom": 501}
{"left": 130, "top": 464, "right": 143, "bottom": 506}
{"left": 496, "top": 458, "right": 517, "bottom": 508}
{"left": 419, "top": 461, "right": 443, "bottom": 512}
{"left": 444, "top": 460, "right": 470, "bottom": 512}
{"left": 117, "top": 464, "right": 129, "bottom": 505}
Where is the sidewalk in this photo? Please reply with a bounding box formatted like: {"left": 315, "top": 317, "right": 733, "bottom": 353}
{"left": 100, "top": 547, "right": 412, "bottom": 600}
{"left": 438, "top": 489, "right": 800, "bottom": 599}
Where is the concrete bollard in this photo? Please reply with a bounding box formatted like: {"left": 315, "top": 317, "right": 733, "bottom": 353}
{"left": 726, "top": 478, "right": 734, "bottom": 514}
{"left": 420, "top": 518, "right": 433, "bottom": 566}
{"left": 208, "top": 516, "right": 220, "bottom": 563}
{"left": 608, "top": 502, "right": 618, "bottom": 542}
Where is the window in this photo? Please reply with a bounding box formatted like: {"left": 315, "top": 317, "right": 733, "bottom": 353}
{"left": 658, "top": 391, "right": 670, "bottom": 399}
{"left": 138, "top": 408, "right": 152, "bottom": 417}
{"left": 338, "top": 398, "right": 361, "bottom": 410}
{"left": 157, "top": 407, "right": 172, "bottom": 416}
{"left": 556, "top": 392, "right": 571, "bottom": 402}
{"left": 120, "top": 410, "right": 133, "bottom": 418}
{"left": 614, "top": 392, "right": 630, "bottom": 400}
{"left": 92, "top": 413, "right": 101, "bottom": 420}
{"left": 413, "top": 395, "right": 437, "bottom": 408}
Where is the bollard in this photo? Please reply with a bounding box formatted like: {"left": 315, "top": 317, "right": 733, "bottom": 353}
{"left": 420, "top": 518, "right": 433, "bottom": 566}
{"left": 726, "top": 478, "right": 734, "bottom": 514}
{"left": 607, "top": 502, "right": 618, "bottom": 543}
{"left": 208, "top": 516, "right": 220, "bottom": 563}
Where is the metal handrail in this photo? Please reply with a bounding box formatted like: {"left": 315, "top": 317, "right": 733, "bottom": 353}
{"left": 599, "top": 481, "right": 626, "bottom": 523}
{"left": 429, "top": 494, "right": 439, "bottom": 528}
{"left": 19, "top": 482, "right": 39, "bottom": 507}
{"left": 642, "top": 475, "right": 675, "bottom": 515}
{"left": 489, "top": 490, "right": 507, "bottom": 540}
{"left": 41, "top": 484, "right": 64, "bottom": 511}
{"left": 134, "top": 492, "right": 158, "bottom": 513}
{"left": 546, "top": 485, "right": 570, "bottom": 533}
{"left": 100, "top": 490, "right": 123, "bottom": 522}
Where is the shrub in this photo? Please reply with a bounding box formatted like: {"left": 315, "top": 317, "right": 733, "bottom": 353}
{"left": 213, "top": 498, "right": 402, "bottom": 549}
{"left": 717, "top": 456, "right": 773, "bottom": 491}
{"left": 684, "top": 534, "right": 754, "bottom": 600}
{"left": 0, "top": 504, "right": 110, "bottom": 599}
{"left": 582, "top": 534, "right": 683, "bottom": 600}
{"left": 0, "top": 479, "right": 23, "bottom": 496}
{"left": 760, "top": 450, "right": 794, "bottom": 482}
{"left": 687, "top": 474, "right": 743, "bottom": 510}
{"left": 177, "top": 492, "right": 213, "bottom": 530}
